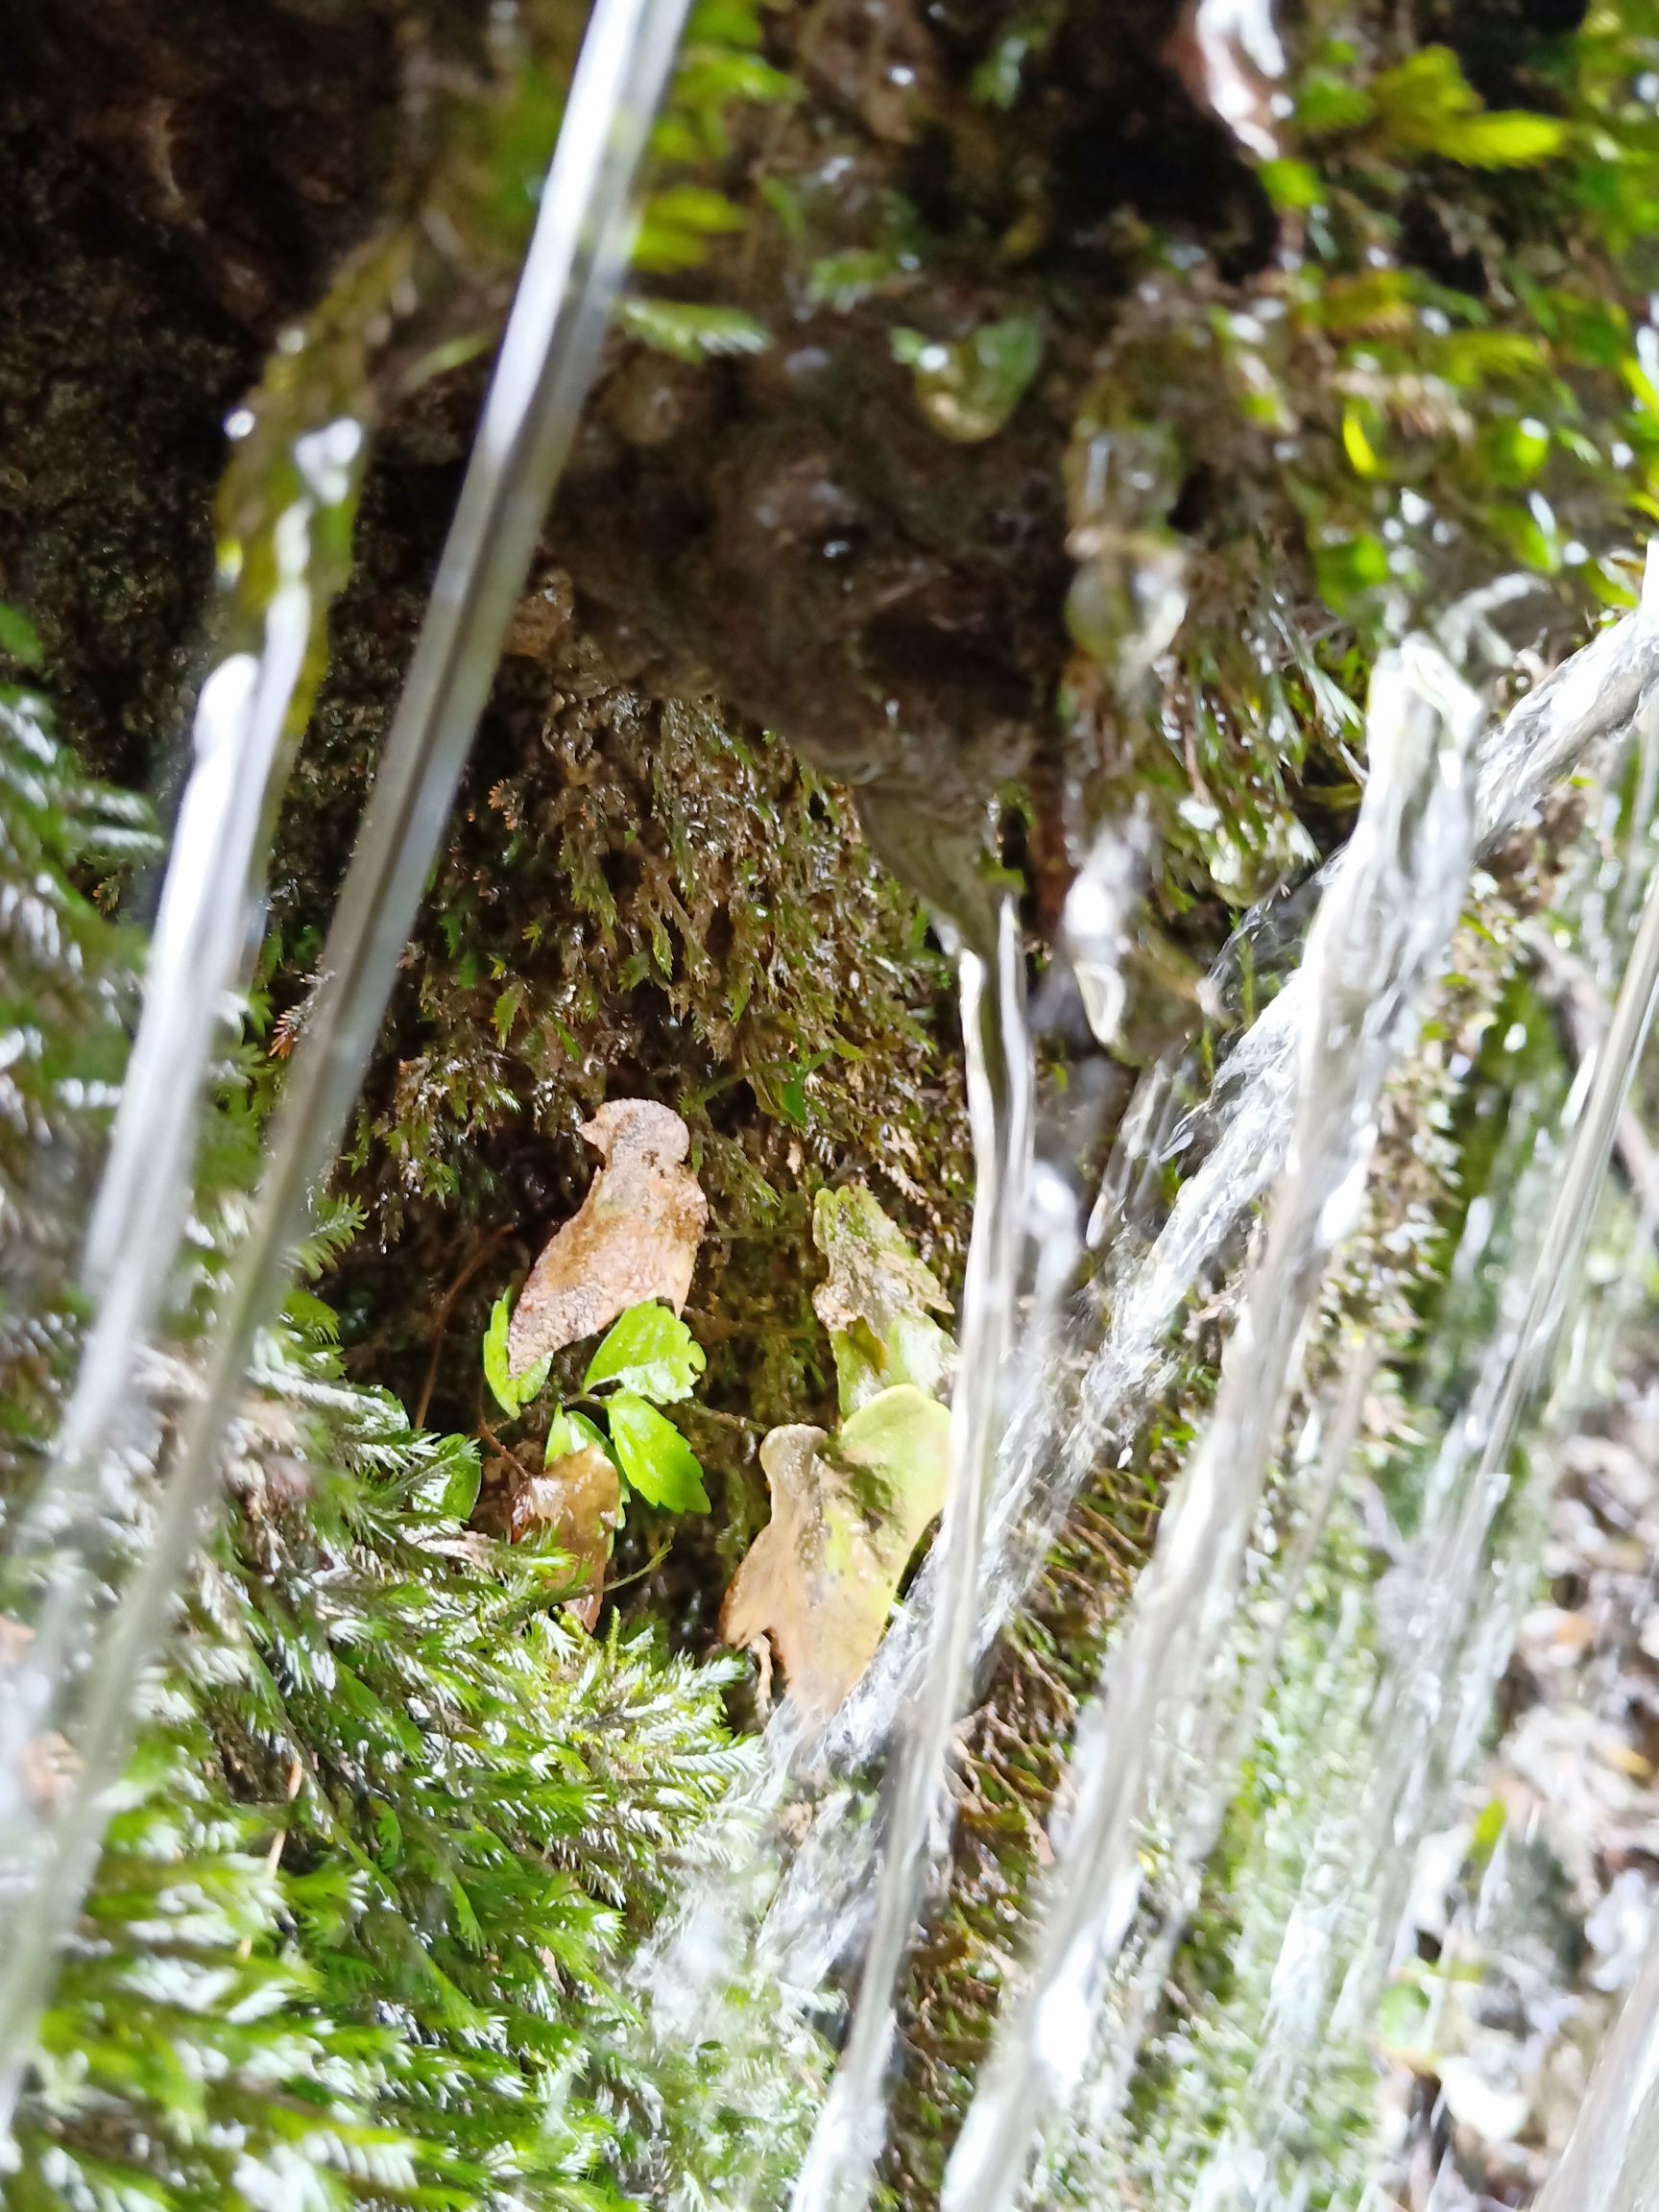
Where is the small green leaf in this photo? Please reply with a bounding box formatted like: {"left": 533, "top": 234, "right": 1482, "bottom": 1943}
{"left": 484, "top": 1289, "right": 551, "bottom": 1411}
{"left": 1313, "top": 530, "right": 1390, "bottom": 612}
{"left": 1436, "top": 110, "right": 1566, "bottom": 167}
{"left": 607, "top": 1392, "right": 710, "bottom": 1512}
{"left": 545, "top": 1407, "right": 612, "bottom": 1468}
{"left": 484, "top": 1291, "right": 519, "bottom": 1414}
{"left": 808, "top": 249, "right": 900, "bottom": 312}
{"left": 493, "top": 979, "right": 527, "bottom": 1046}
{"left": 973, "top": 25, "right": 1039, "bottom": 109}
{"left": 758, "top": 175, "right": 805, "bottom": 242}
{"left": 1377, "top": 1974, "right": 1432, "bottom": 2054}
{"left": 584, "top": 1302, "right": 706, "bottom": 1404}
{"left": 643, "top": 183, "right": 746, "bottom": 234}
{"left": 0, "top": 603, "right": 42, "bottom": 669}
{"left": 835, "top": 1384, "right": 952, "bottom": 1530}
{"left": 812, "top": 1185, "right": 953, "bottom": 1415}
{"left": 1373, "top": 46, "right": 1566, "bottom": 170}
{"left": 1258, "top": 157, "right": 1323, "bottom": 211}
{"left": 617, "top": 299, "right": 771, "bottom": 362}
{"left": 1470, "top": 1795, "right": 1507, "bottom": 1869}
{"left": 685, "top": 0, "right": 766, "bottom": 46}
{"left": 891, "top": 315, "right": 1043, "bottom": 444}
{"left": 1296, "top": 71, "right": 1374, "bottom": 137}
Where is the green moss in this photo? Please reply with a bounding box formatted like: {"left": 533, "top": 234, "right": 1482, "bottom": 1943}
{"left": 0, "top": 678, "right": 816, "bottom": 2212}
{"left": 260, "top": 562, "right": 971, "bottom": 1607}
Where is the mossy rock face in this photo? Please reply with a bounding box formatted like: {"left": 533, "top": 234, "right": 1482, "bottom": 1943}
{"left": 549, "top": 0, "right": 1656, "bottom": 943}
{"left": 5, "top": 0, "right": 1659, "bottom": 2178}
{"left": 0, "top": 4, "right": 973, "bottom": 1619}
{"left": 273, "top": 493, "right": 974, "bottom": 1617}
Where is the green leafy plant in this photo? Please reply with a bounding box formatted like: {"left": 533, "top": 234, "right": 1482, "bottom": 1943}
{"left": 1370, "top": 45, "right": 1569, "bottom": 170}
{"left": 0, "top": 685, "right": 816, "bottom": 2209}
{"left": 484, "top": 1291, "right": 712, "bottom": 1515}
{"left": 891, "top": 315, "right": 1045, "bottom": 444}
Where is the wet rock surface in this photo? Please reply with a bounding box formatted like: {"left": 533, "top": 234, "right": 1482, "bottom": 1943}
{"left": 1376, "top": 1389, "right": 1659, "bottom": 2207}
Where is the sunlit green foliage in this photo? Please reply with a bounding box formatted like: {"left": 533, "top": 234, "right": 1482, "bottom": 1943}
{"left": 488, "top": 1294, "right": 714, "bottom": 1514}
{"left": 0, "top": 681, "right": 805, "bottom": 2209}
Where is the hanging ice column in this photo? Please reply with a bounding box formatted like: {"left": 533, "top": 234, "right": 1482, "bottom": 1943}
{"left": 1176, "top": 586, "right": 1659, "bottom": 2212}
{"left": 641, "top": 566, "right": 1659, "bottom": 2212}
{"left": 0, "top": 414, "right": 369, "bottom": 1938}
{"left": 0, "top": 0, "right": 691, "bottom": 2126}
{"left": 945, "top": 636, "right": 1485, "bottom": 2212}
{"left": 67, "top": 411, "right": 364, "bottom": 1475}
{"left": 790, "top": 894, "right": 1034, "bottom": 2212}
{"left": 1479, "top": 718, "right": 1659, "bottom": 2212}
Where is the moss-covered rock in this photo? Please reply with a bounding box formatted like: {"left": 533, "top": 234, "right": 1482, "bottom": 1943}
{"left": 6, "top": 0, "right": 1659, "bottom": 2196}
{"left": 0, "top": 657, "right": 817, "bottom": 2212}
{"left": 278, "top": 531, "right": 974, "bottom": 1610}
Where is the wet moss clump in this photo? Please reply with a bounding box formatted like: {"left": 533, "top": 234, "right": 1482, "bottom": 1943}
{"left": 263, "top": 492, "right": 973, "bottom": 1617}
{"left": 0, "top": 681, "right": 820, "bottom": 2212}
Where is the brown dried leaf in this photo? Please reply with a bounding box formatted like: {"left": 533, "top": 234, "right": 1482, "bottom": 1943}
{"left": 812, "top": 1182, "right": 949, "bottom": 1343}
{"left": 507, "top": 1098, "right": 709, "bottom": 1375}
{"left": 720, "top": 1384, "right": 951, "bottom": 1724}
{"left": 509, "top": 1445, "right": 621, "bottom": 1631}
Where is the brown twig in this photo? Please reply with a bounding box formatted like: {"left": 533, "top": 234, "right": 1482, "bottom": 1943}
{"left": 415, "top": 1221, "right": 517, "bottom": 1430}
{"left": 478, "top": 1413, "right": 541, "bottom": 1483}
{"left": 236, "top": 1756, "right": 304, "bottom": 1961}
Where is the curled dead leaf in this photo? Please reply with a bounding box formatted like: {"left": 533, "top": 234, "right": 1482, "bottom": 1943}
{"left": 720, "top": 1384, "right": 951, "bottom": 1723}
{"left": 508, "top": 1099, "right": 708, "bottom": 1377}
{"left": 509, "top": 1444, "right": 621, "bottom": 1631}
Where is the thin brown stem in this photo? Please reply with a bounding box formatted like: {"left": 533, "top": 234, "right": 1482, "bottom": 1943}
{"left": 415, "top": 1220, "right": 517, "bottom": 1430}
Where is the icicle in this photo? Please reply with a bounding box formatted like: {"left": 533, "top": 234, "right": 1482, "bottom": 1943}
{"left": 1449, "top": 800, "right": 1659, "bottom": 2212}
{"left": 944, "top": 637, "right": 1482, "bottom": 2212}
{"left": 1190, "top": 665, "right": 1659, "bottom": 2210}
{"left": 790, "top": 893, "right": 1034, "bottom": 2212}
{"left": 1076, "top": 1336, "right": 1382, "bottom": 2159}
{"left": 1476, "top": 548, "right": 1659, "bottom": 845}
{"left": 71, "top": 410, "right": 364, "bottom": 1440}
{"left": 830, "top": 578, "right": 1659, "bottom": 1800}
{"left": 0, "top": 0, "right": 690, "bottom": 2123}
{"left": 1061, "top": 804, "right": 1156, "bottom": 1050}
{"left": 1534, "top": 1930, "right": 1659, "bottom": 2212}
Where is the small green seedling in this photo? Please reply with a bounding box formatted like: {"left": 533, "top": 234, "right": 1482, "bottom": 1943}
{"left": 482, "top": 1291, "right": 711, "bottom": 1516}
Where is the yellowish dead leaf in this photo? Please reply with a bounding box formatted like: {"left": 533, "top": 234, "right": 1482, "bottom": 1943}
{"left": 508, "top": 1098, "right": 708, "bottom": 1376}
{"left": 720, "top": 1383, "right": 951, "bottom": 1723}
{"left": 509, "top": 1445, "right": 621, "bottom": 1631}
{"left": 812, "top": 1184, "right": 953, "bottom": 1413}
